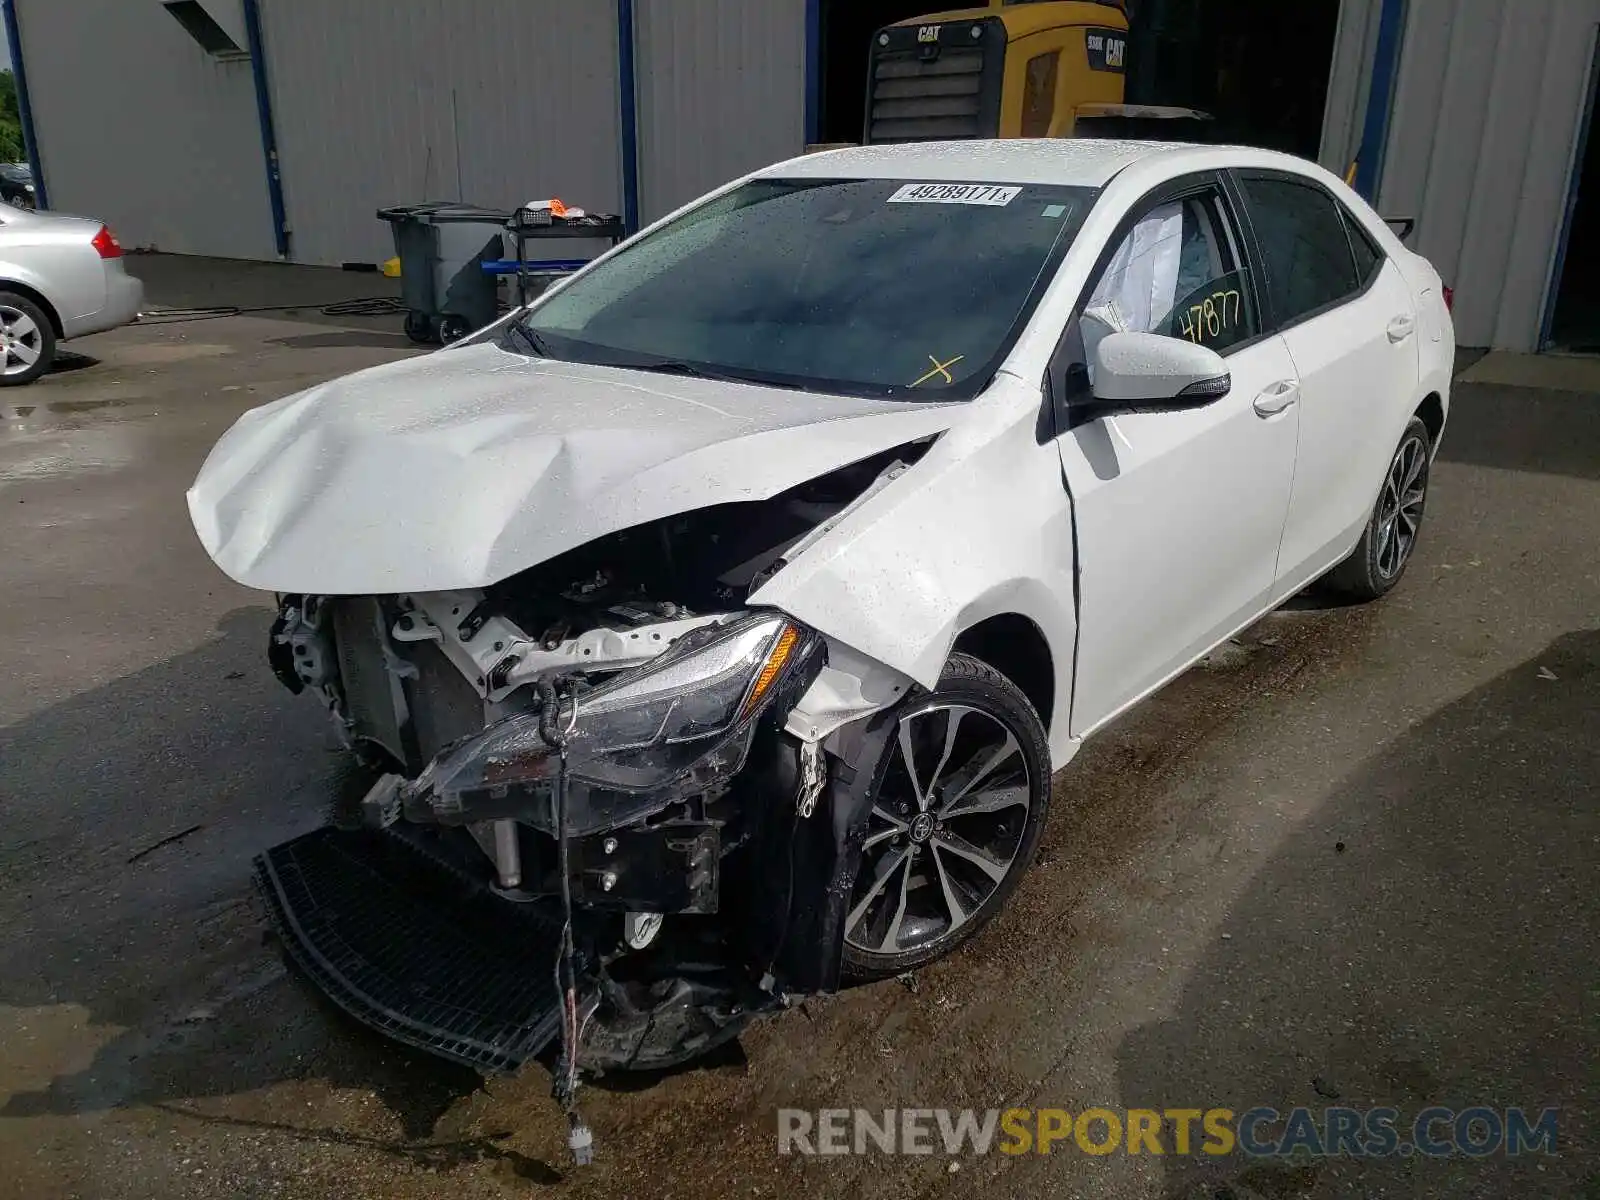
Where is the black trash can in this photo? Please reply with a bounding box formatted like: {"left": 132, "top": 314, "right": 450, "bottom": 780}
{"left": 377, "top": 202, "right": 511, "bottom": 344}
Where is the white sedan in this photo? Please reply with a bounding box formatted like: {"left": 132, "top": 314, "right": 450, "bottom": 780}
{"left": 189, "top": 140, "right": 1452, "bottom": 1075}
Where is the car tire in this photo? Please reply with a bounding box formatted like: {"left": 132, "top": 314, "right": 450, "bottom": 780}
{"left": 0, "top": 291, "right": 56, "bottom": 387}
{"left": 841, "top": 653, "right": 1051, "bottom": 982}
{"left": 1323, "top": 416, "right": 1432, "bottom": 601}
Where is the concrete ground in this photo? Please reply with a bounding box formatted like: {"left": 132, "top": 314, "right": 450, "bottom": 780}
{"left": 0, "top": 256, "right": 1594, "bottom": 1200}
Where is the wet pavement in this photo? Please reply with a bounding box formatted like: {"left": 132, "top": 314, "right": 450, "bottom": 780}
{"left": 0, "top": 261, "right": 1595, "bottom": 1199}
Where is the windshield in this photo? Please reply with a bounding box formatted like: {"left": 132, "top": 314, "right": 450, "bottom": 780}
{"left": 509, "top": 177, "right": 1096, "bottom": 400}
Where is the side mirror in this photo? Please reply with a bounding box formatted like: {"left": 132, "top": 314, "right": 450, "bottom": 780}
{"left": 1088, "top": 331, "right": 1231, "bottom": 413}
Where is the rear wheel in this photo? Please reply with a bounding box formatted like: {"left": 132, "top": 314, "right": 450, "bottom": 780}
{"left": 841, "top": 654, "right": 1051, "bottom": 981}
{"left": 1323, "top": 416, "right": 1431, "bottom": 600}
{"left": 0, "top": 292, "right": 55, "bottom": 386}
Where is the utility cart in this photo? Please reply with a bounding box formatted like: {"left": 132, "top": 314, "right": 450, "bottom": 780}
{"left": 495, "top": 207, "right": 627, "bottom": 307}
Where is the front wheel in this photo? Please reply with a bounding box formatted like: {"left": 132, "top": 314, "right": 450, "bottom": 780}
{"left": 841, "top": 653, "right": 1051, "bottom": 981}
{"left": 1323, "top": 416, "right": 1432, "bottom": 601}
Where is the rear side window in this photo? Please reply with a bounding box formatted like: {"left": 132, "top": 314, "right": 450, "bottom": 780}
{"left": 1238, "top": 175, "right": 1361, "bottom": 328}
{"left": 1342, "top": 208, "right": 1384, "bottom": 287}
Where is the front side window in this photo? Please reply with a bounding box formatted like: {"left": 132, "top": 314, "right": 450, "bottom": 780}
{"left": 1077, "top": 188, "right": 1260, "bottom": 379}
{"left": 513, "top": 178, "right": 1096, "bottom": 400}
{"left": 1238, "top": 175, "right": 1362, "bottom": 327}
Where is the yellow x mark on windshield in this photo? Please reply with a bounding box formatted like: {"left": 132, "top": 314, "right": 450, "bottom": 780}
{"left": 910, "top": 353, "right": 966, "bottom": 387}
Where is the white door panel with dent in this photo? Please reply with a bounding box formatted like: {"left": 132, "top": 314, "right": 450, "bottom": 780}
{"left": 1058, "top": 332, "right": 1301, "bottom": 737}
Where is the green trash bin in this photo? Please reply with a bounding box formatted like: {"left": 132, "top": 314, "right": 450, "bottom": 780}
{"left": 377, "top": 202, "right": 511, "bottom": 344}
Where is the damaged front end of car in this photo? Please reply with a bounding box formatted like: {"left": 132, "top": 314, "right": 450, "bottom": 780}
{"left": 253, "top": 449, "right": 922, "bottom": 1081}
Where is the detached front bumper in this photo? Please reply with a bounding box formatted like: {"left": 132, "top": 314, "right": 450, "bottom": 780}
{"left": 257, "top": 825, "right": 567, "bottom": 1071}
{"left": 256, "top": 821, "right": 769, "bottom": 1074}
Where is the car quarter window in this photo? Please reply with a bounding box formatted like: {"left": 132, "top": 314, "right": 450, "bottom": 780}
{"left": 1236, "top": 174, "right": 1365, "bottom": 328}
{"left": 1343, "top": 205, "right": 1385, "bottom": 288}
{"left": 1073, "top": 185, "right": 1260, "bottom": 382}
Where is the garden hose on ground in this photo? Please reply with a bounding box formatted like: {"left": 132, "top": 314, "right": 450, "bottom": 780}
{"left": 136, "top": 297, "right": 409, "bottom": 324}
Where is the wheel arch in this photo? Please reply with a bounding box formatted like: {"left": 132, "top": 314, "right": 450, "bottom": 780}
{"left": 0, "top": 277, "right": 64, "bottom": 339}
{"left": 1415, "top": 391, "right": 1445, "bottom": 450}
{"left": 951, "top": 612, "right": 1055, "bottom": 732}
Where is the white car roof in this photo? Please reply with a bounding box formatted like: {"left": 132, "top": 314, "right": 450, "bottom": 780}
{"left": 765, "top": 139, "right": 1194, "bottom": 188}
{"left": 763, "top": 139, "right": 1334, "bottom": 192}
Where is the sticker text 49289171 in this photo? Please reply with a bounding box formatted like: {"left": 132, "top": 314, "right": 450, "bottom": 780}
{"left": 888, "top": 183, "right": 1022, "bottom": 207}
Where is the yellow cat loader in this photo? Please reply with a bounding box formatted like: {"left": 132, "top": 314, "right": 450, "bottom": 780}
{"left": 864, "top": 0, "right": 1209, "bottom": 144}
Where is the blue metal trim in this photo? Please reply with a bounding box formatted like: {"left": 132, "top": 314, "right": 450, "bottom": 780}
{"left": 2, "top": 0, "right": 48, "bottom": 209}
{"left": 1540, "top": 25, "right": 1600, "bottom": 349}
{"left": 804, "top": 0, "right": 822, "bottom": 145}
{"left": 616, "top": 0, "right": 641, "bottom": 234}
{"left": 241, "top": 0, "right": 289, "bottom": 257}
{"left": 1353, "top": 0, "right": 1407, "bottom": 202}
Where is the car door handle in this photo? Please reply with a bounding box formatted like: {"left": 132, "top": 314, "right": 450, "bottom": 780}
{"left": 1387, "top": 314, "right": 1416, "bottom": 342}
{"left": 1252, "top": 381, "right": 1298, "bottom": 417}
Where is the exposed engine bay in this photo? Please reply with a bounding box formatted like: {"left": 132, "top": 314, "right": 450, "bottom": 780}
{"left": 254, "top": 444, "right": 931, "bottom": 1090}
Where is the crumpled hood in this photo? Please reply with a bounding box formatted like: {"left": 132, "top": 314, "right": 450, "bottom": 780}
{"left": 188, "top": 343, "right": 961, "bottom": 594}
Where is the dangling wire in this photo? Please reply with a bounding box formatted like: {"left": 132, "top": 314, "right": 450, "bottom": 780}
{"left": 539, "top": 678, "right": 592, "bottom": 1165}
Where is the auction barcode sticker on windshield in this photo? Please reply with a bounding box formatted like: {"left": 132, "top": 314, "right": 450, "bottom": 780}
{"left": 887, "top": 183, "right": 1021, "bottom": 206}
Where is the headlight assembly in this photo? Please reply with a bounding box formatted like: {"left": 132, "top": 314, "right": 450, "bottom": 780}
{"left": 408, "top": 613, "right": 818, "bottom": 836}
{"left": 577, "top": 616, "right": 801, "bottom": 750}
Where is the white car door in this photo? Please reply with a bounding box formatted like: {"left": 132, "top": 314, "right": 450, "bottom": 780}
{"left": 1234, "top": 172, "right": 1422, "bottom": 591}
{"left": 1051, "top": 175, "right": 1301, "bottom": 737}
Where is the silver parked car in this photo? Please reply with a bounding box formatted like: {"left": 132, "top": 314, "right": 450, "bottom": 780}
{"left": 0, "top": 207, "right": 144, "bottom": 385}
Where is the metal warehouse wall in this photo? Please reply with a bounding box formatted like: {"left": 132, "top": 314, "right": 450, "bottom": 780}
{"left": 257, "top": 0, "right": 622, "bottom": 266}
{"left": 1380, "top": 0, "right": 1600, "bottom": 349}
{"left": 1318, "top": 0, "right": 1385, "bottom": 177}
{"left": 634, "top": 0, "right": 807, "bottom": 223}
{"left": 13, "top": 0, "right": 275, "bottom": 259}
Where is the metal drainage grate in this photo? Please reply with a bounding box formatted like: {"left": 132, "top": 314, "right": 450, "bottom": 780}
{"left": 256, "top": 826, "right": 564, "bottom": 1073}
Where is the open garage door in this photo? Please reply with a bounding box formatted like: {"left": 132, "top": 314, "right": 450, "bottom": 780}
{"left": 817, "top": 0, "right": 963, "bottom": 145}
{"left": 818, "top": 0, "right": 1341, "bottom": 159}
{"left": 1127, "top": 0, "right": 1341, "bottom": 160}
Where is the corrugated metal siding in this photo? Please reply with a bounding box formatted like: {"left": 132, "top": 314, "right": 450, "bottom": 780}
{"left": 1381, "top": 0, "right": 1600, "bottom": 348}
{"left": 635, "top": 0, "right": 806, "bottom": 223}
{"left": 14, "top": 0, "right": 275, "bottom": 259}
{"left": 258, "top": 0, "right": 621, "bottom": 266}
{"left": 1317, "top": 0, "right": 1381, "bottom": 177}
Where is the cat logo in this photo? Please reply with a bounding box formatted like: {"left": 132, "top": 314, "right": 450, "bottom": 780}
{"left": 917, "top": 25, "right": 940, "bottom": 44}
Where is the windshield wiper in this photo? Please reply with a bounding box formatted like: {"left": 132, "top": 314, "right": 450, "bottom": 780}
{"left": 626, "top": 359, "right": 759, "bottom": 385}
{"left": 505, "top": 320, "right": 555, "bottom": 358}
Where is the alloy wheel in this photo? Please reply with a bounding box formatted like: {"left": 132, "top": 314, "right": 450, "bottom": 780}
{"left": 845, "top": 701, "right": 1032, "bottom": 956}
{"left": 0, "top": 304, "right": 44, "bottom": 378}
{"left": 1374, "top": 432, "right": 1428, "bottom": 579}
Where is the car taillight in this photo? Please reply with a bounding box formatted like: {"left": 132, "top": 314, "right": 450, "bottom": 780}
{"left": 1441, "top": 285, "right": 1454, "bottom": 313}
{"left": 91, "top": 225, "right": 123, "bottom": 259}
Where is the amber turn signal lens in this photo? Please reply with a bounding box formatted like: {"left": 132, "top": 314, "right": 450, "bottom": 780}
{"left": 741, "top": 624, "right": 801, "bottom": 719}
